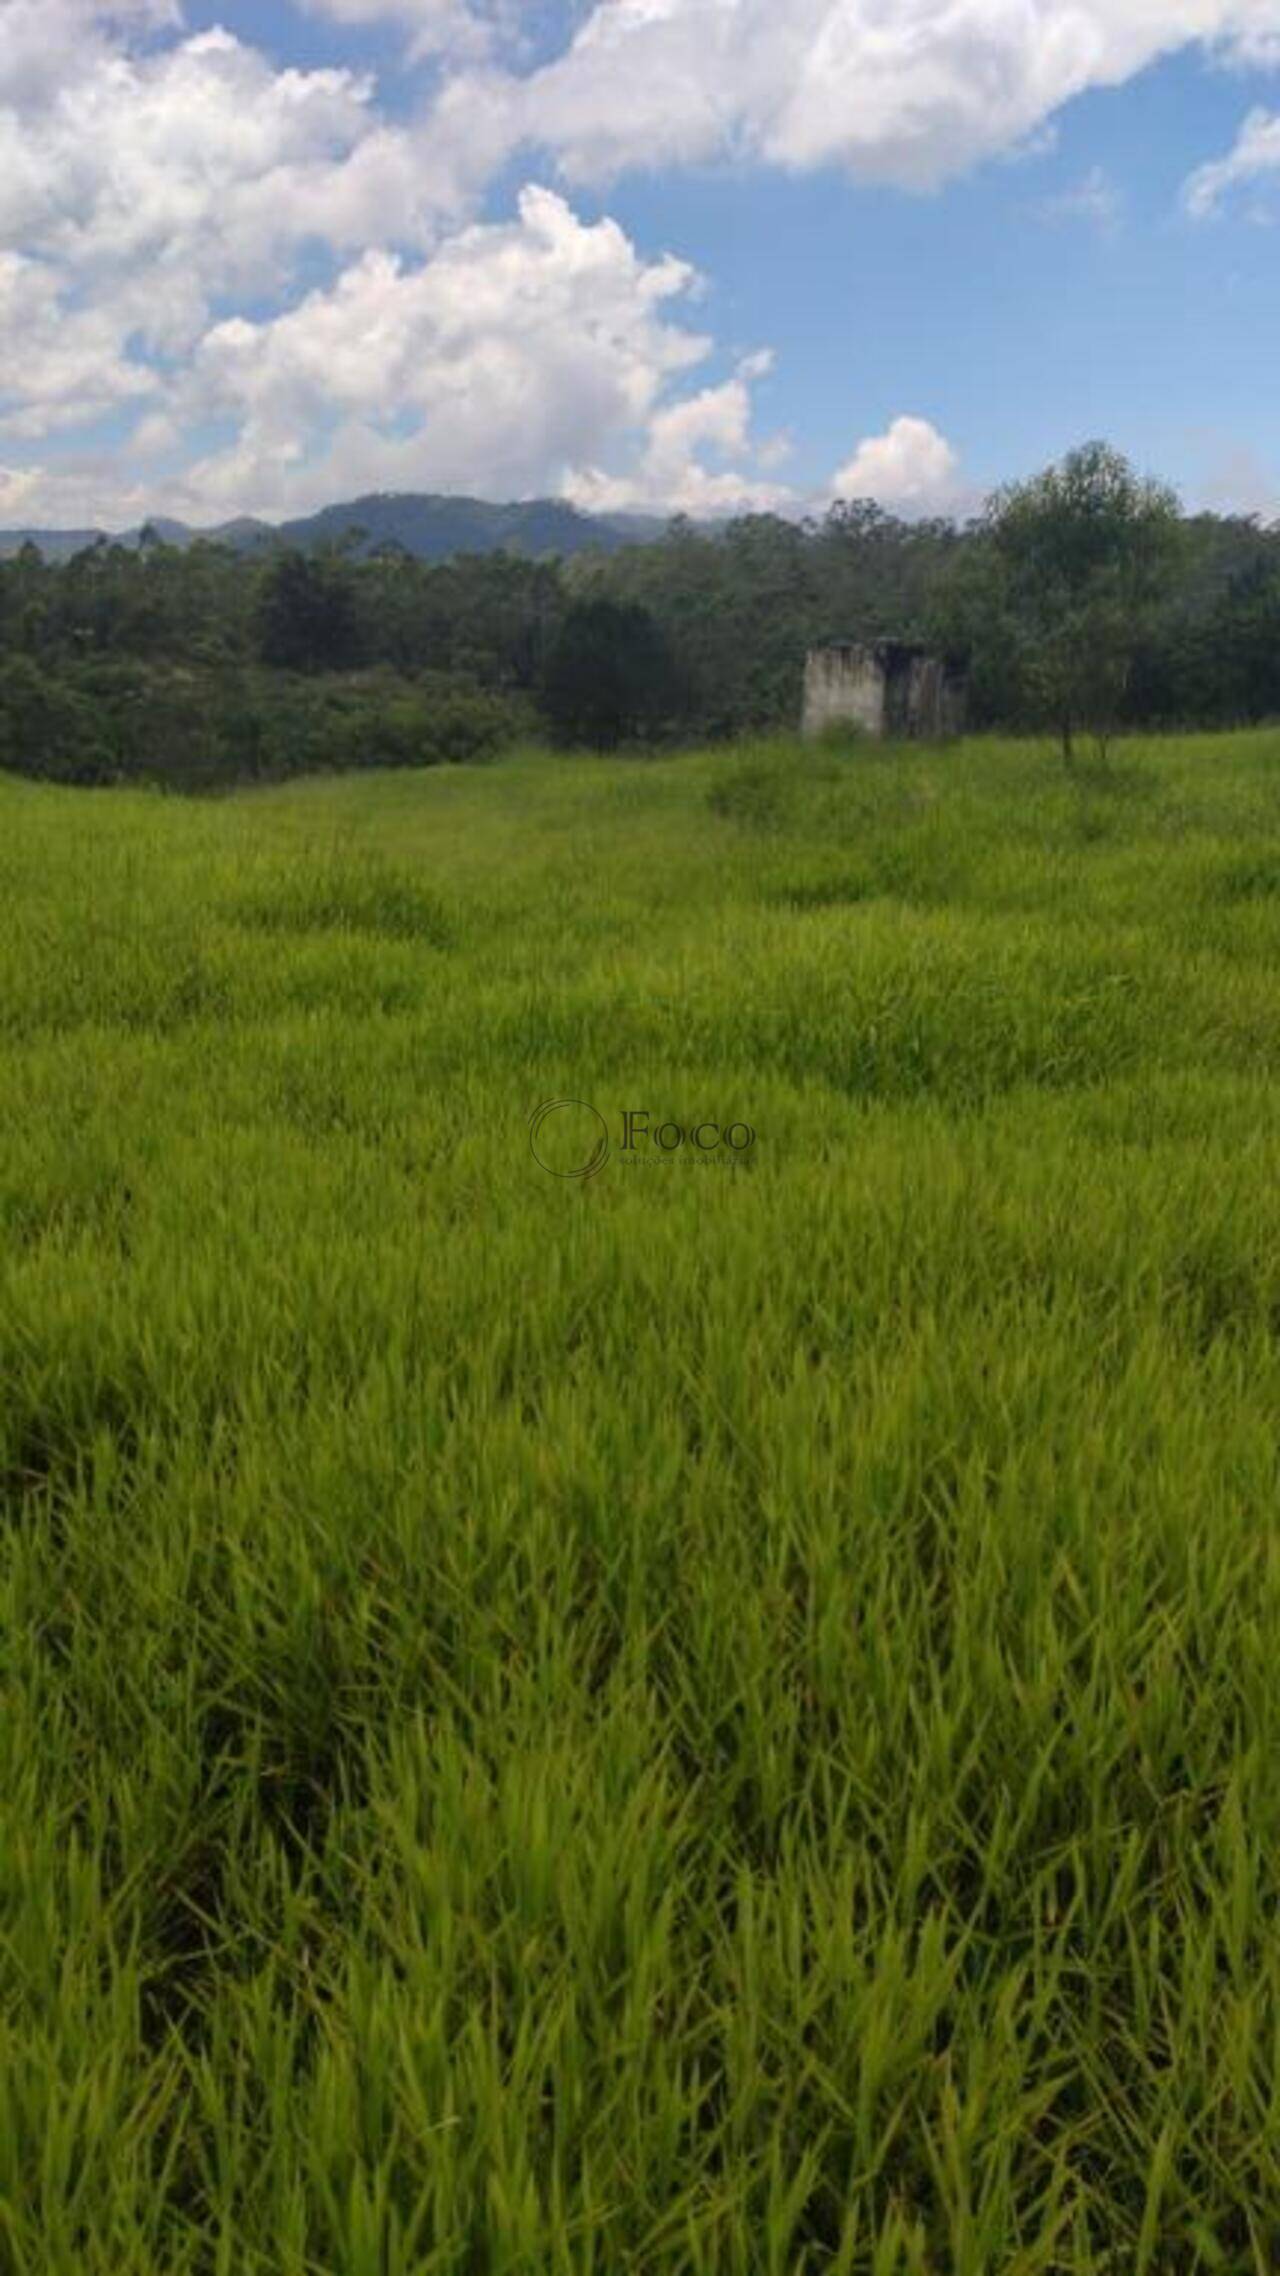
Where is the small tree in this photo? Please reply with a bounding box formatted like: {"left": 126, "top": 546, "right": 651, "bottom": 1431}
{"left": 539, "top": 598, "right": 678, "bottom": 749}
{"left": 988, "top": 442, "right": 1182, "bottom": 762}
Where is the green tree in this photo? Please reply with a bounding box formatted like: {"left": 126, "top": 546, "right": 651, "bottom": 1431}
{"left": 256, "top": 550, "right": 361, "bottom": 673}
{"left": 539, "top": 598, "right": 679, "bottom": 749}
{"left": 987, "top": 442, "right": 1182, "bottom": 761}
{"left": 0, "top": 653, "right": 106, "bottom": 780}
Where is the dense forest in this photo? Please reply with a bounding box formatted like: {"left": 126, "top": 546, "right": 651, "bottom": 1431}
{"left": 2, "top": 445, "right": 1279, "bottom": 786}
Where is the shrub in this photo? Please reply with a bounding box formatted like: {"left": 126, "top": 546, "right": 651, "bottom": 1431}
{"left": 321, "top": 679, "right": 528, "bottom": 771}
{"left": 0, "top": 654, "right": 112, "bottom": 782}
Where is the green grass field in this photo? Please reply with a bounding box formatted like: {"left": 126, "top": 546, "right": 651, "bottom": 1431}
{"left": 4, "top": 732, "right": 1280, "bottom": 2273}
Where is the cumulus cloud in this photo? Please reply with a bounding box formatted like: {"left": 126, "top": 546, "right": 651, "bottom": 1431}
{"left": 1185, "top": 106, "right": 1280, "bottom": 213}
{"left": 150, "top": 187, "right": 728, "bottom": 517}
{"left": 565, "top": 353, "right": 791, "bottom": 515}
{"left": 0, "top": 0, "right": 179, "bottom": 103}
{"left": 0, "top": 7, "right": 504, "bottom": 492}
{"left": 11, "top": 0, "right": 1280, "bottom": 527}
{"left": 831, "top": 415, "right": 965, "bottom": 515}
{"left": 1215, "top": 20, "right": 1280, "bottom": 65}
{"left": 509, "top": 0, "right": 1280, "bottom": 192}
{"left": 0, "top": 0, "right": 771, "bottom": 527}
{"left": 295, "top": 0, "right": 513, "bottom": 62}
{"left": 0, "top": 454, "right": 165, "bottom": 532}
{"left": 0, "top": 254, "right": 159, "bottom": 440}
{"left": 0, "top": 26, "right": 471, "bottom": 327}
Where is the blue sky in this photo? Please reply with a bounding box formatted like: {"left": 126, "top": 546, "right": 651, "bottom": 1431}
{"left": 4, "top": 1, "right": 1280, "bottom": 529}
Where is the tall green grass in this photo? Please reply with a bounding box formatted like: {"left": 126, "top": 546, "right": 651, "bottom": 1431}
{"left": 4, "top": 732, "right": 1280, "bottom": 2271}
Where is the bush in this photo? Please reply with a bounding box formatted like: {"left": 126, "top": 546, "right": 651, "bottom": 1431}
{"left": 323, "top": 677, "right": 529, "bottom": 771}
{"left": 0, "top": 658, "right": 529, "bottom": 790}
{"left": 417, "top": 679, "right": 531, "bottom": 764}
{"left": 0, "top": 654, "right": 113, "bottom": 782}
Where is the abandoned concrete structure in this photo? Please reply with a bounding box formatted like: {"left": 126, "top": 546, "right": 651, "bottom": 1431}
{"left": 803, "top": 642, "right": 967, "bottom": 743}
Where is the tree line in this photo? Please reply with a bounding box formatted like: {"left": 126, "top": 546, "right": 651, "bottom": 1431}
{"left": 2, "top": 443, "right": 1279, "bottom": 785}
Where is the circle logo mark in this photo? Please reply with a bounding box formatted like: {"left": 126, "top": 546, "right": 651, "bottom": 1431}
{"left": 530, "top": 1099, "right": 610, "bottom": 1182}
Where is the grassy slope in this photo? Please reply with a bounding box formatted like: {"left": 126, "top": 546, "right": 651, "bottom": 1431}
{"left": 3, "top": 734, "right": 1280, "bottom": 2273}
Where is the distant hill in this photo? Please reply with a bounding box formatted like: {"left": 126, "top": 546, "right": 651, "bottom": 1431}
{"left": 0, "top": 528, "right": 114, "bottom": 564}
{"left": 0, "top": 493, "right": 673, "bottom": 565}
{"left": 275, "top": 493, "right": 669, "bottom": 560}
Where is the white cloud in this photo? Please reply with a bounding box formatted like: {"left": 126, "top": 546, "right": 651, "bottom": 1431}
{"left": 0, "top": 3, "right": 782, "bottom": 527}
{"left": 158, "top": 186, "right": 730, "bottom": 517}
{"left": 508, "top": 1, "right": 1280, "bottom": 193}
{"left": 0, "top": 254, "right": 159, "bottom": 440}
{"left": 565, "top": 352, "right": 791, "bottom": 514}
{"left": 0, "top": 454, "right": 164, "bottom": 532}
{"left": 295, "top": 0, "right": 510, "bottom": 62}
{"left": 0, "top": 27, "right": 468, "bottom": 326}
{"left": 1185, "top": 106, "right": 1280, "bottom": 213}
{"left": 0, "top": 10, "right": 501, "bottom": 487}
{"left": 11, "top": 0, "right": 1280, "bottom": 529}
{"left": 0, "top": 0, "right": 180, "bottom": 103}
{"left": 831, "top": 415, "right": 965, "bottom": 515}
{"left": 1215, "top": 22, "right": 1280, "bottom": 65}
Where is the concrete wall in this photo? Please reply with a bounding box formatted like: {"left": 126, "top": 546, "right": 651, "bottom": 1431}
{"left": 802, "top": 646, "right": 887, "bottom": 740}
{"left": 803, "top": 643, "right": 966, "bottom": 742}
{"left": 896, "top": 653, "right": 967, "bottom": 741}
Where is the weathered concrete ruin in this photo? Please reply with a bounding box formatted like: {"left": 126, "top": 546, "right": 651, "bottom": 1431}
{"left": 803, "top": 641, "right": 967, "bottom": 743}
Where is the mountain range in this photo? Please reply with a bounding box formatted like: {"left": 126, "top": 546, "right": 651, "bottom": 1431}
{"left": 0, "top": 493, "right": 674, "bottom": 566}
